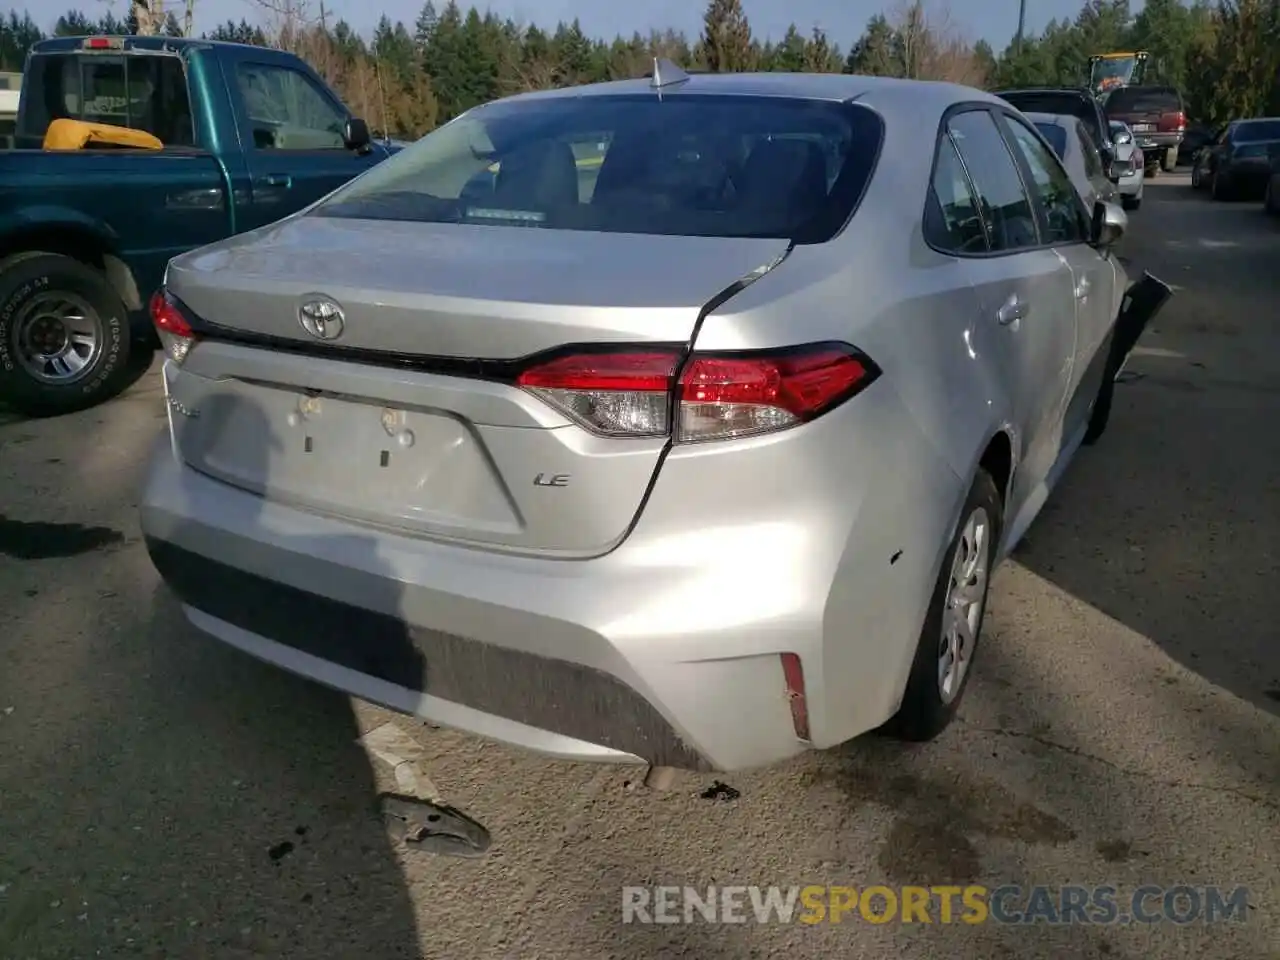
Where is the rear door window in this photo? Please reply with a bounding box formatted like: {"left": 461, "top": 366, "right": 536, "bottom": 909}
{"left": 946, "top": 110, "right": 1040, "bottom": 252}
{"left": 312, "top": 94, "right": 885, "bottom": 243}
{"left": 924, "top": 133, "right": 989, "bottom": 254}
{"left": 17, "top": 52, "right": 195, "bottom": 147}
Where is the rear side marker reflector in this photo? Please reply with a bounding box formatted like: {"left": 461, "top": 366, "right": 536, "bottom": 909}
{"left": 515, "top": 342, "right": 879, "bottom": 443}
{"left": 780, "top": 652, "right": 811, "bottom": 742}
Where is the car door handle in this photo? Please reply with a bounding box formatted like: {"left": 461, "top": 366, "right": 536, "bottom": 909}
{"left": 256, "top": 174, "right": 292, "bottom": 189}
{"left": 996, "top": 294, "right": 1028, "bottom": 326}
{"left": 1075, "top": 277, "right": 1091, "bottom": 300}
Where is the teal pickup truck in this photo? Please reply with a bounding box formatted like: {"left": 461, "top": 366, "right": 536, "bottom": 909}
{"left": 0, "top": 35, "right": 399, "bottom": 416}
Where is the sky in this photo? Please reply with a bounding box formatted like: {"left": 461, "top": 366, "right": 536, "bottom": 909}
{"left": 13, "top": 0, "right": 1135, "bottom": 54}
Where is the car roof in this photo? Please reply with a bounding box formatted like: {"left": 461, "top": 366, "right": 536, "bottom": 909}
{"left": 491, "top": 71, "right": 1004, "bottom": 115}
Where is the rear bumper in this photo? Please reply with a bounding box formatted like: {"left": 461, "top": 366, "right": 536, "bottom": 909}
{"left": 1135, "top": 134, "right": 1181, "bottom": 154}
{"left": 140, "top": 366, "right": 963, "bottom": 772}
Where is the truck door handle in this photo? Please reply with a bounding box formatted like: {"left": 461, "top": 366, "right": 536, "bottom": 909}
{"left": 996, "top": 294, "right": 1028, "bottom": 326}
{"left": 256, "top": 174, "right": 292, "bottom": 189}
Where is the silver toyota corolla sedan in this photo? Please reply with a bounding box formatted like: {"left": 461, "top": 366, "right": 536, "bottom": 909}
{"left": 141, "top": 67, "right": 1142, "bottom": 773}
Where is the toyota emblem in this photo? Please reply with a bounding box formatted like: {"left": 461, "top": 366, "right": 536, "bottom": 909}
{"left": 299, "top": 296, "right": 345, "bottom": 341}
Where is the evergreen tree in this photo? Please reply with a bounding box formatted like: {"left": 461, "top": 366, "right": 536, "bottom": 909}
{"left": 700, "top": 0, "right": 753, "bottom": 73}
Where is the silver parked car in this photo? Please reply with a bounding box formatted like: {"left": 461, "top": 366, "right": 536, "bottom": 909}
{"left": 142, "top": 67, "right": 1148, "bottom": 773}
{"left": 1109, "top": 120, "right": 1146, "bottom": 210}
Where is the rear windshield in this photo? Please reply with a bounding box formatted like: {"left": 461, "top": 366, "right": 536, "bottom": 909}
{"left": 1104, "top": 87, "right": 1181, "bottom": 115}
{"left": 1001, "top": 93, "right": 1092, "bottom": 124}
{"left": 312, "top": 94, "right": 884, "bottom": 244}
{"left": 1235, "top": 119, "right": 1280, "bottom": 142}
{"left": 1033, "top": 123, "right": 1068, "bottom": 160}
{"left": 16, "top": 52, "right": 195, "bottom": 148}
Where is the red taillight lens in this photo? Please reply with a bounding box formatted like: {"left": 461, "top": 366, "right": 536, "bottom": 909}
{"left": 1158, "top": 111, "right": 1186, "bottom": 133}
{"left": 677, "top": 345, "right": 873, "bottom": 442}
{"left": 514, "top": 342, "right": 877, "bottom": 442}
{"left": 149, "top": 289, "right": 197, "bottom": 363}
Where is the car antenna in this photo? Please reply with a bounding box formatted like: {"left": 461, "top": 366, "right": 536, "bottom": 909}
{"left": 650, "top": 57, "right": 690, "bottom": 91}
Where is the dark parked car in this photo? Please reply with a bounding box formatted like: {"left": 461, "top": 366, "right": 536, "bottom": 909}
{"left": 1265, "top": 142, "right": 1280, "bottom": 215}
{"left": 1191, "top": 117, "right": 1280, "bottom": 201}
{"left": 994, "top": 87, "right": 1117, "bottom": 169}
{"left": 1101, "top": 85, "right": 1186, "bottom": 172}
{"left": 1179, "top": 122, "right": 1217, "bottom": 160}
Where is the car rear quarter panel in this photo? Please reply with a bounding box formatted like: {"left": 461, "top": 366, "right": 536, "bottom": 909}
{"left": 686, "top": 151, "right": 1018, "bottom": 738}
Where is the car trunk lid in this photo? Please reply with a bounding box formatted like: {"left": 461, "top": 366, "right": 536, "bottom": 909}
{"left": 161, "top": 216, "right": 791, "bottom": 556}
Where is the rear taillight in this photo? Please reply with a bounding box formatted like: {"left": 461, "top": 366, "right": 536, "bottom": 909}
{"left": 1157, "top": 111, "right": 1186, "bottom": 133}
{"left": 149, "top": 289, "right": 197, "bottom": 364}
{"left": 514, "top": 342, "right": 878, "bottom": 443}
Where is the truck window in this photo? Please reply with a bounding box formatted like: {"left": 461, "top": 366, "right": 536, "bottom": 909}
{"left": 234, "top": 62, "right": 346, "bottom": 151}
{"left": 18, "top": 53, "right": 195, "bottom": 148}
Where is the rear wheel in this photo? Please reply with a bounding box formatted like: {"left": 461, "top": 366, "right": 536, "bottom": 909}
{"left": 1161, "top": 146, "right": 1178, "bottom": 171}
{"left": 1265, "top": 178, "right": 1279, "bottom": 216}
{"left": 887, "top": 469, "right": 1001, "bottom": 742}
{"left": 0, "top": 253, "right": 139, "bottom": 418}
{"left": 1122, "top": 195, "right": 1142, "bottom": 211}
{"left": 1191, "top": 164, "right": 1202, "bottom": 189}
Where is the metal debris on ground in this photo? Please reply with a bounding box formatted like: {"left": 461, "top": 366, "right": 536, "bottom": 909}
{"left": 379, "top": 794, "right": 492, "bottom": 858}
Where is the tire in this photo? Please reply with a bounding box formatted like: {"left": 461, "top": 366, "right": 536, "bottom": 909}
{"left": 1211, "top": 170, "right": 1231, "bottom": 201}
{"left": 1082, "top": 343, "right": 1119, "bottom": 446}
{"left": 0, "top": 253, "right": 137, "bottom": 417}
{"left": 1265, "top": 178, "right": 1279, "bottom": 216}
{"left": 1122, "top": 195, "right": 1141, "bottom": 211}
{"left": 1191, "top": 164, "right": 1202, "bottom": 189}
{"left": 886, "top": 469, "right": 1002, "bottom": 743}
{"left": 1161, "top": 146, "right": 1178, "bottom": 171}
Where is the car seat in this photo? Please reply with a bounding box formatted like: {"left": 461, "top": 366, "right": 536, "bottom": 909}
{"left": 492, "top": 140, "right": 580, "bottom": 209}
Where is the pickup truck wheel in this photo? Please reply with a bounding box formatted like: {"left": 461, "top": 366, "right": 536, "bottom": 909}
{"left": 1161, "top": 147, "right": 1178, "bottom": 171}
{"left": 0, "top": 254, "right": 135, "bottom": 418}
{"left": 886, "top": 469, "right": 1001, "bottom": 743}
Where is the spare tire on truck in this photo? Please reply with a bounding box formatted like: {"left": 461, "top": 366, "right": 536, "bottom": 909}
{"left": 0, "top": 252, "right": 143, "bottom": 417}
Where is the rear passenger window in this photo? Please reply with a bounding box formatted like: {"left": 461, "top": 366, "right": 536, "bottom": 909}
{"left": 925, "top": 134, "right": 988, "bottom": 254}
{"left": 1001, "top": 116, "right": 1090, "bottom": 245}
{"left": 947, "top": 110, "right": 1039, "bottom": 252}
